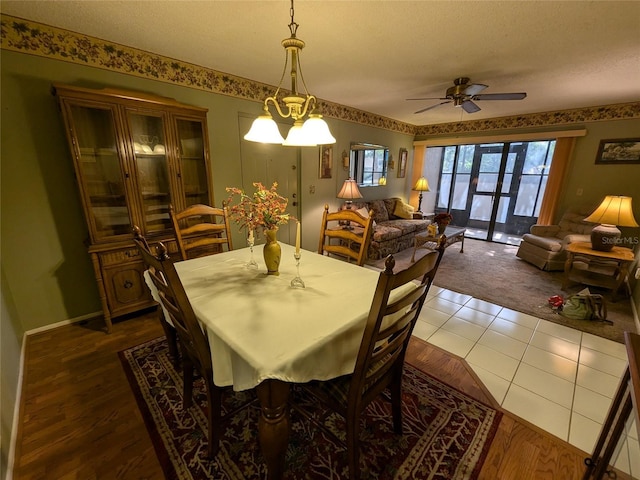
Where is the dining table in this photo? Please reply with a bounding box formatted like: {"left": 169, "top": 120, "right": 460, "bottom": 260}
{"left": 174, "top": 242, "right": 416, "bottom": 479}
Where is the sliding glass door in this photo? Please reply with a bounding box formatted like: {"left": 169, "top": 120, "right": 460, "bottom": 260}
{"left": 437, "top": 140, "right": 555, "bottom": 245}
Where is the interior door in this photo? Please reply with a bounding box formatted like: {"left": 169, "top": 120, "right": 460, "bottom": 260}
{"left": 238, "top": 116, "right": 299, "bottom": 245}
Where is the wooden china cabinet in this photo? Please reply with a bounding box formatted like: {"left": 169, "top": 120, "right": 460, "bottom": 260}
{"left": 53, "top": 84, "right": 213, "bottom": 332}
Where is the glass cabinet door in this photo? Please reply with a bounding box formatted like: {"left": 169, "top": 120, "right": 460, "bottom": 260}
{"left": 68, "top": 104, "right": 133, "bottom": 241}
{"left": 175, "top": 117, "right": 210, "bottom": 207}
{"left": 127, "top": 112, "right": 172, "bottom": 234}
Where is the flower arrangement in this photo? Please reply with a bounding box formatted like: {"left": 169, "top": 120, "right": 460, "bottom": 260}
{"left": 433, "top": 212, "right": 453, "bottom": 225}
{"left": 225, "top": 182, "right": 291, "bottom": 233}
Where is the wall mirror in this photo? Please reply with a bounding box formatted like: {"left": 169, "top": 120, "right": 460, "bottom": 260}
{"left": 350, "top": 142, "right": 389, "bottom": 187}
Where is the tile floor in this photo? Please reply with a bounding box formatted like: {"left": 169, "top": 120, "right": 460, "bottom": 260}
{"left": 415, "top": 284, "right": 639, "bottom": 478}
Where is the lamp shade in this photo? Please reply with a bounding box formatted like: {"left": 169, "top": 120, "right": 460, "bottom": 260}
{"left": 584, "top": 196, "right": 639, "bottom": 227}
{"left": 584, "top": 195, "right": 638, "bottom": 251}
{"left": 412, "top": 177, "right": 430, "bottom": 192}
{"left": 299, "top": 113, "right": 336, "bottom": 145}
{"left": 244, "top": 113, "right": 285, "bottom": 144}
{"left": 282, "top": 120, "right": 317, "bottom": 147}
{"left": 337, "top": 178, "right": 363, "bottom": 200}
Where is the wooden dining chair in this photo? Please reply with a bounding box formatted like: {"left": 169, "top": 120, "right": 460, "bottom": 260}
{"left": 299, "top": 236, "right": 447, "bottom": 479}
{"left": 133, "top": 226, "right": 180, "bottom": 364}
{"left": 133, "top": 231, "right": 253, "bottom": 458}
{"left": 169, "top": 203, "right": 233, "bottom": 261}
{"left": 317, "top": 203, "right": 374, "bottom": 266}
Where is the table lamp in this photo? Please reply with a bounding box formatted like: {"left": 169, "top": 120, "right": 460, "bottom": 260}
{"left": 337, "top": 178, "right": 363, "bottom": 230}
{"left": 583, "top": 195, "right": 638, "bottom": 251}
{"left": 412, "top": 177, "right": 430, "bottom": 213}
{"left": 337, "top": 178, "right": 363, "bottom": 210}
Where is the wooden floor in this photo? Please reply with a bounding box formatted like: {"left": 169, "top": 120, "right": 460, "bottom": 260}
{"left": 12, "top": 309, "right": 615, "bottom": 479}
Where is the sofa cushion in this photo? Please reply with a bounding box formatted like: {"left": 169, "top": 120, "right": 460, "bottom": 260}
{"left": 368, "top": 199, "right": 390, "bottom": 224}
{"left": 372, "top": 224, "right": 403, "bottom": 242}
{"left": 521, "top": 233, "right": 563, "bottom": 252}
{"left": 393, "top": 200, "right": 415, "bottom": 219}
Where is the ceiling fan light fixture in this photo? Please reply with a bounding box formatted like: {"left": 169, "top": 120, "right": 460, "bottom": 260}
{"left": 244, "top": 0, "right": 335, "bottom": 147}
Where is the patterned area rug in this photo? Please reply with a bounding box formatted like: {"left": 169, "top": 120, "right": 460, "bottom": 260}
{"left": 120, "top": 337, "right": 501, "bottom": 479}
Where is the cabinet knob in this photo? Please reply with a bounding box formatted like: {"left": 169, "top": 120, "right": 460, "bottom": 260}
{"left": 123, "top": 280, "right": 133, "bottom": 289}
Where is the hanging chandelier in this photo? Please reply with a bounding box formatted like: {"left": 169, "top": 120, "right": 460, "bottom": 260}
{"left": 244, "top": 0, "right": 336, "bottom": 147}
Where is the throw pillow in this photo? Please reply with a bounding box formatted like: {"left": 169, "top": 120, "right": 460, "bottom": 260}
{"left": 393, "top": 200, "right": 415, "bottom": 220}
{"left": 368, "top": 199, "right": 389, "bottom": 224}
{"left": 355, "top": 206, "right": 369, "bottom": 218}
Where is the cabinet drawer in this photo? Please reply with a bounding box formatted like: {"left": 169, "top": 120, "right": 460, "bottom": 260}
{"left": 99, "top": 247, "right": 142, "bottom": 266}
{"left": 102, "top": 260, "right": 153, "bottom": 315}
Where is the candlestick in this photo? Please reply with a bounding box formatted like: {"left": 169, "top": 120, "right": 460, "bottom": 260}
{"left": 295, "top": 220, "right": 301, "bottom": 255}
{"left": 290, "top": 252, "right": 305, "bottom": 288}
{"left": 245, "top": 235, "right": 258, "bottom": 269}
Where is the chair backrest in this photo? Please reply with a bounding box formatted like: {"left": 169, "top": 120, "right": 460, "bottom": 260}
{"left": 351, "top": 236, "right": 447, "bottom": 405}
{"left": 317, "top": 204, "right": 374, "bottom": 266}
{"left": 170, "top": 203, "right": 233, "bottom": 261}
{"left": 133, "top": 228, "right": 212, "bottom": 375}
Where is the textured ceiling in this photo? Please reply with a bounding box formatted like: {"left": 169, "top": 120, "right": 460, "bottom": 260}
{"left": 2, "top": 0, "right": 639, "bottom": 126}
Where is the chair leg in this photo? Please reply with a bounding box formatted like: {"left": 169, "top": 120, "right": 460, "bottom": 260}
{"left": 346, "top": 411, "right": 360, "bottom": 480}
{"left": 182, "top": 355, "right": 194, "bottom": 409}
{"left": 160, "top": 317, "right": 179, "bottom": 366}
{"left": 390, "top": 370, "right": 403, "bottom": 434}
{"left": 204, "top": 375, "right": 223, "bottom": 458}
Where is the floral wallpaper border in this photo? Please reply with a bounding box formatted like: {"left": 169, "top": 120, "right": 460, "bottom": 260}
{"left": 2, "top": 14, "right": 639, "bottom": 137}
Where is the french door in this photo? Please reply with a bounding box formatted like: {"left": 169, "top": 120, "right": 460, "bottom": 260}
{"left": 437, "top": 140, "right": 555, "bottom": 244}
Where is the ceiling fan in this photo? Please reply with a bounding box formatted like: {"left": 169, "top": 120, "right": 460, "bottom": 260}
{"left": 408, "top": 77, "right": 527, "bottom": 114}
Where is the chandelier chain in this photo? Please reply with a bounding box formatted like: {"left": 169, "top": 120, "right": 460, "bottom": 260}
{"left": 289, "top": 0, "right": 298, "bottom": 36}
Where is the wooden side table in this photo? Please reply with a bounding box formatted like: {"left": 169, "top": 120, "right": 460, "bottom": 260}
{"left": 563, "top": 242, "right": 635, "bottom": 301}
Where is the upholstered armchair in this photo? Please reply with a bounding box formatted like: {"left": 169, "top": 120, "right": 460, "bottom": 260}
{"left": 516, "top": 209, "right": 594, "bottom": 271}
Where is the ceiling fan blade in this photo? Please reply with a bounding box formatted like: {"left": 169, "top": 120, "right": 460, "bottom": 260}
{"left": 461, "top": 100, "right": 481, "bottom": 113}
{"left": 414, "top": 100, "right": 452, "bottom": 114}
{"left": 473, "top": 92, "right": 527, "bottom": 101}
{"left": 406, "top": 97, "right": 448, "bottom": 101}
{"left": 462, "top": 83, "right": 488, "bottom": 96}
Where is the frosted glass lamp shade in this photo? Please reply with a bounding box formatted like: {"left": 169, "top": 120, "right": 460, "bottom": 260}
{"left": 244, "top": 114, "right": 285, "bottom": 144}
{"left": 283, "top": 120, "right": 317, "bottom": 146}
{"left": 299, "top": 113, "right": 336, "bottom": 145}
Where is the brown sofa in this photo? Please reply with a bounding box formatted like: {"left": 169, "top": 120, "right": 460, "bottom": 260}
{"left": 352, "top": 197, "right": 432, "bottom": 260}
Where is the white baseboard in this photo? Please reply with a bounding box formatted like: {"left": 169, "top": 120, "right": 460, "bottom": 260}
{"left": 24, "top": 310, "right": 102, "bottom": 336}
{"left": 5, "top": 310, "right": 102, "bottom": 480}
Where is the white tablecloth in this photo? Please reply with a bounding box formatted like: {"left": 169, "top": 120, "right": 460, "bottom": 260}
{"left": 175, "top": 243, "right": 415, "bottom": 391}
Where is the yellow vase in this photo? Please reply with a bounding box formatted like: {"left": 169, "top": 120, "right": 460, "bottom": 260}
{"left": 263, "top": 228, "right": 281, "bottom": 275}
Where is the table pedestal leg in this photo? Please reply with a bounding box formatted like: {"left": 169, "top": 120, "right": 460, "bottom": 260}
{"left": 256, "top": 379, "right": 290, "bottom": 480}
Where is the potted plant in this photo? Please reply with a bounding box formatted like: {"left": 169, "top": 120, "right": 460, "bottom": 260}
{"left": 433, "top": 212, "right": 453, "bottom": 233}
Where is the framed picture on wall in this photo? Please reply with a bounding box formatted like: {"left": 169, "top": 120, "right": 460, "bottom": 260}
{"left": 595, "top": 138, "right": 640, "bottom": 164}
{"left": 397, "top": 148, "right": 408, "bottom": 178}
{"left": 319, "top": 145, "right": 333, "bottom": 178}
